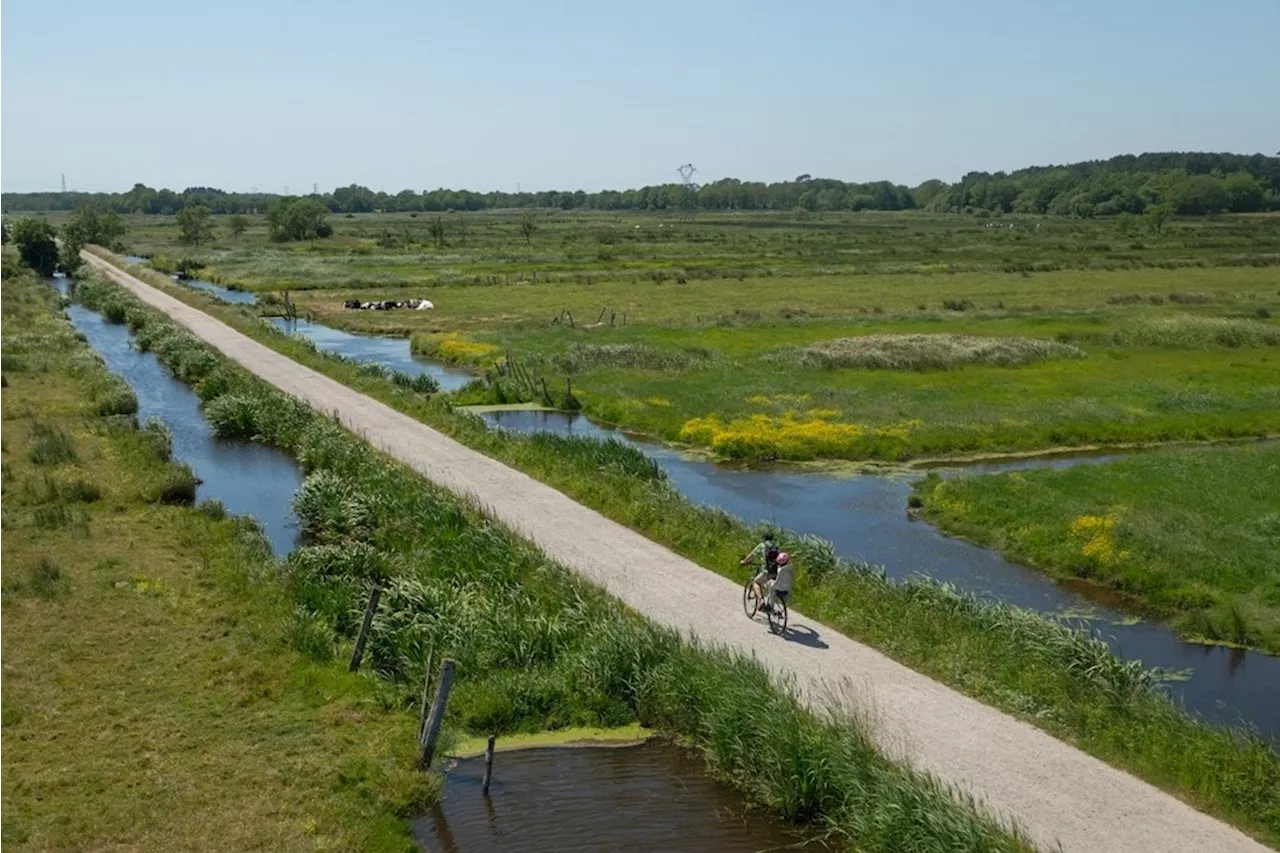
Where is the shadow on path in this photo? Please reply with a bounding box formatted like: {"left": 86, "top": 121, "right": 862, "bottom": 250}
{"left": 784, "top": 624, "right": 829, "bottom": 650}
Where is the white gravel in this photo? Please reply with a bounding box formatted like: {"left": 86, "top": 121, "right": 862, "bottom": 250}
{"left": 85, "top": 252, "right": 1274, "bottom": 853}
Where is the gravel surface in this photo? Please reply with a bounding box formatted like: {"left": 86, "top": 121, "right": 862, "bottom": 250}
{"left": 85, "top": 252, "right": 1273, "bottom": 853}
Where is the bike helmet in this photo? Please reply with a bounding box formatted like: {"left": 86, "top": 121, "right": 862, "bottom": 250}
{"left": 776, "top": 552, "right": 790, "bottom": 565}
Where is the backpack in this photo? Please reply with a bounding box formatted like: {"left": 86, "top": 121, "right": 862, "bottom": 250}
{"left": 764, "top": 543, "right": 780, "bottom": 570}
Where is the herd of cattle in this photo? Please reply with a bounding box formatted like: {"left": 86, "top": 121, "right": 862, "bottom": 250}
{"left": 343, "top": 298, "right": 435, "bottom": 311}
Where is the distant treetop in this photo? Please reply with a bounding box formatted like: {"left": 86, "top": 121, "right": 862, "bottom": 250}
{"left": 3, "top": 152, "right": 1277, "bottom": 217}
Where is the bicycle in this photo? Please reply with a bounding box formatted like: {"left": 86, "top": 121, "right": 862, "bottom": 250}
{"left": 742, "top": 576, "right": 788, "bottom": 635}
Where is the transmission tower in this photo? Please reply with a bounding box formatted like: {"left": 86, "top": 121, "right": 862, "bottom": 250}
{"left": 313, "top": 182, "right": 318, "bottom": 195}
{"left": 677, "top": 163, "right": 697, "bottom": 189}
{"left": 61, "top": 173, "right": 67, "bottom": 192}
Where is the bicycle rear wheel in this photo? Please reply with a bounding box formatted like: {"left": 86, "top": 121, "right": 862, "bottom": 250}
{"left": 743, "top": 580, "right": 761, "bottom": 618}
{"left": 767, "top": 596, "right": 788, "bottom": 635}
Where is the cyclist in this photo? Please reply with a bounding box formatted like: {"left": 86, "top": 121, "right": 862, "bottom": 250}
{"left": 765, "top": 552, "right": 792, "bottom": 613}
{"left": 740, "top": 533, "right": 780, "bottom": 608}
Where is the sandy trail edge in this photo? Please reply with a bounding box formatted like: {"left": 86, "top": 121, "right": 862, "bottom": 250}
{"left": 83, "top": 253, "right": 1272, "bottom": 853}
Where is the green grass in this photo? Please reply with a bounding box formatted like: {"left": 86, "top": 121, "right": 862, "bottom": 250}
{"left": 1, "top": 267, "right": 432, "bottom": 851}
{"left": 915, "top": 444, "right": 1280, "bottom": 654}
{"left": 83, "top": 210, "right": 1280, "bottom": 464}
{"left": 73, "top": 263, "right": 1036, "bottom": 852}
{"left": 84, "top": 249, "right": 1280, "bottom": 845}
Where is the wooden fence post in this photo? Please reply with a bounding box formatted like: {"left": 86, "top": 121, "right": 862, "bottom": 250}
{"left": 481, "top": 735, "right": 496, "bottom": 795}
{"left": 419, "top": 659, "right": 456, "bottom": 768}
{"left": 348, "top": 582, "right": 382, "bottom": 672}
{"left": 416, "top": 645, "right": 436, "bottom": 744}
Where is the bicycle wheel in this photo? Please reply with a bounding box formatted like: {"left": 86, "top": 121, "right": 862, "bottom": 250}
{"left": 743, "top": 579, "right": 761, "bottom": 618}
{"left": 767, "top": 596, "right": 788, "bottom": 635}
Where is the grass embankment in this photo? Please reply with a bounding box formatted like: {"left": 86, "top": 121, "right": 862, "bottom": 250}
{"left": 0, "top": 268, "right": 431, "bottom": 851}
{"left": 915, "top": 445, "right": 1280, "bottom": 654}
{"left": 72, "top": 269, "right": 1033, "bottom": 853}
{"left": 89, "top": 249, "right": 1280, "bottom": 845}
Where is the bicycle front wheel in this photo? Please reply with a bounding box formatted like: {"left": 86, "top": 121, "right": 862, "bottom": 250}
{"left": 743, "top": 580, "right": 761, "bottom": 619}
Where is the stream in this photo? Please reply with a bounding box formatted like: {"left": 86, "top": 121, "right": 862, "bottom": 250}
{"left": 84, "top": 271, "right": 1280, "bottom": 740}
{"left": 52, "top": 277, "right": 302, "bottom": 555}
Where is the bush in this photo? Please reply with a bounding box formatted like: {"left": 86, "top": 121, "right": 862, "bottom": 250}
{"left": 942, "top": 299, "right": 975, "bottom": 311}
{"left": 390, "top": 371, "right": 440, "bottom": 394}
{"left": 792, "top": 334, "right": 1086, "bottom": 371}
{"left": 153, "top": 464, "right": 199, "bottom": 505}
{"left": 28, "top": 423, "right": 77, "bottom": 465}
{"left": 1111, "top": 316, "right": 1280, "bottom": 349}
{"left": 142, "top": 419, "right": 173, "bottom": 461}
{"left": 292, "top": 469, "right": 373, "bottom": 542}
{"left": 196, "top": 499, "right": 228, "bottom": 520}
{"left": 61, "top": 478, "right": 102, "bottom": 503}
{"left": 30, "top": 557, "right": 69, "bottom": 599}
{"left": 95, "top": 385, "right": 138, "bottom": 417}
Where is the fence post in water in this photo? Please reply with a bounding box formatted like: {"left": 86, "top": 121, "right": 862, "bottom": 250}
{"left": 348, "top": 582, "right": 382, "bottom": 672}
{"left": 419, "top": 659, "right": 456, "bottom": 768}
{"left": 481, "top": 735, "right": 496, "bottom": 796}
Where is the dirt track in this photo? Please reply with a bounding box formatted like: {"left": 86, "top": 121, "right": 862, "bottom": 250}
{"left": 83, "top": 252, "right": 1273, "bottom": 853}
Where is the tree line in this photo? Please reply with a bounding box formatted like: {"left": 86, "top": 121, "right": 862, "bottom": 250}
{"left": 3, "top": 152, "right": 1277, "bottom": 217}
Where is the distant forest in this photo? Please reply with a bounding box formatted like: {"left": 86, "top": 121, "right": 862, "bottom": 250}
{"left": 4, "top": 152, "right": 1278, "bottom": 217}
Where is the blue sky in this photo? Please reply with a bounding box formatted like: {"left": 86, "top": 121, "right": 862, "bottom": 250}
{"left": 3, "top": 0, "right": 1277, "bottom": 193}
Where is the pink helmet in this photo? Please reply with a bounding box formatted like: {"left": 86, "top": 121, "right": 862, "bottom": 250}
{"left": 776, "top": 552, "right": 790, "bottom": 565}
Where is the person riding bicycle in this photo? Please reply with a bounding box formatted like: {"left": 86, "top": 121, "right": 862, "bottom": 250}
{"left": 740, "top": 533, "right": 780, "bottom": 607}
{"left": 766, "top": 552, "right": 792, "bottom": 612}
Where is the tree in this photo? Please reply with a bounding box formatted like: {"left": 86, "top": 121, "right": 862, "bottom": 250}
{"left": 12, "top": 218, "right": 60, "bottom": 276}
{"left": 1223, "top": 172, "right": 1265, "bottom": 213}
{"left": 519, "top": 210, "right": 537, "bottom": 246}
{"left": 1145, "top": 203, "right": 1172, "bottom": 235}
{"left": 64, "top": 201, "right": 127, "bottom": 249}
{"left": 177, "top": 204, "right": 215, "bottom": 246}
{"left": 227, "top": 214, "right": 249, "bottom": 237}
{"left": 266, "top": 197, "right": 332, "bottom": 242}
{"left": 427, "top": 216, "right": 446, "bottom": 248}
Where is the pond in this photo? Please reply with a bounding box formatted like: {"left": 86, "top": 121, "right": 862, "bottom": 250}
{"left": 413, "top": 741, "right": 828, "bottom": 853}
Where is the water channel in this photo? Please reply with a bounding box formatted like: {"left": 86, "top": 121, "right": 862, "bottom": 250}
{"left": 83, "top": 271, "right": 1280, "bottom": 740}
{"left": 413, "top": 742, "right": 827, "bottom": 853}
{"left": 52, "top": 278, "right": 302, "bottom": 555}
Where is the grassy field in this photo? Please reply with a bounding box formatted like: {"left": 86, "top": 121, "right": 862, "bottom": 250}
{"left": 0, "top": 267, "right": 432, "bottom": 851}
{"left": 915, "top": 444, "right": 1280, "bottom": 654}
{"left": 84, "top": 250, "right": 1280, "bottom": 845}
{"left": 82, "top": 209, "right": 1280, "bottom": 463}
{"left": 64, "top": 267, "right": 1043, "bottom": 853}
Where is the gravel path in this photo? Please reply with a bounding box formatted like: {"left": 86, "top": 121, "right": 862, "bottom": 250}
{"left": 84, "top": 253, "right": 1272, "bottom": 853}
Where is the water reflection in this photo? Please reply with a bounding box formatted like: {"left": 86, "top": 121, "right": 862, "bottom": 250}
{"left": 414, "top": 742, "right": 827, "bottom": 853}
{"left": 270, "top": 317, "right": 474, "bottom": 390}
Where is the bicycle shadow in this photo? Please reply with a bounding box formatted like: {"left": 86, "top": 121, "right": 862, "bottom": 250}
{"left": 782, "top": 623, "right": 829, "bottom": 650}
